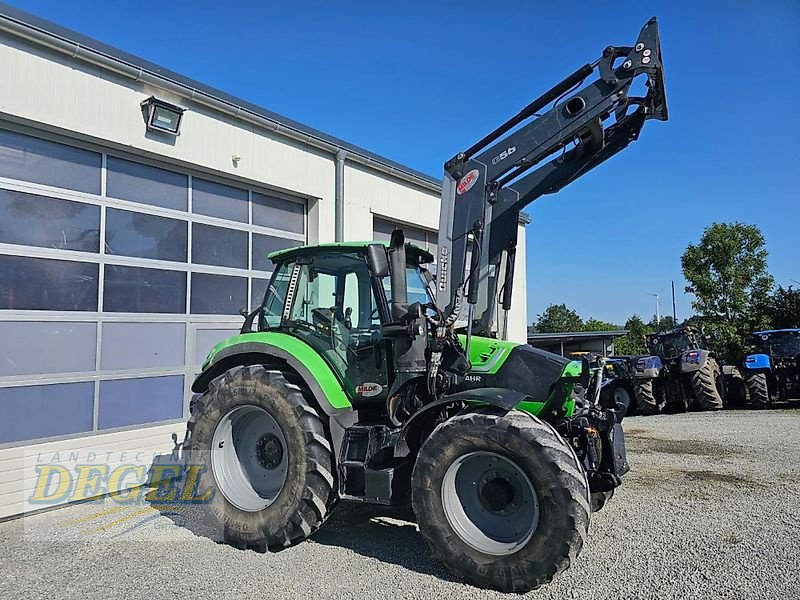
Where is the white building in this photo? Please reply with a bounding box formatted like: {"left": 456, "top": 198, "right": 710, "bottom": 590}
{"left": 0, "top": 4, "right": 528, "bottom": 519}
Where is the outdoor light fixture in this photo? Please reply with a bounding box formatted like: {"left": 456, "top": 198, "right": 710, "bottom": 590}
{"left": 140, "top": 96, "right": 185, "bottom": 135}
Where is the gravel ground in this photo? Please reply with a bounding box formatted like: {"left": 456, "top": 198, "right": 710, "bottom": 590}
{"left": 2, "top": 409, "right": 799, "bottom": 600}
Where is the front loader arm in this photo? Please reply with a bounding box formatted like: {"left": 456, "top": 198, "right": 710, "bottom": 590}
{"left": 435, "top": 18, "right": 668, "bottom": 336}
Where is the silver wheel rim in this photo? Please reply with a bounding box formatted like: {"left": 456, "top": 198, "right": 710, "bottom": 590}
{"left": 211, "top": 405, "right": 288, "bottom": 512}
{"left": 613, "top": 386, "right": 631, "bottom": 409}
{"left": 441, "top": 451, "right": 539, "bottom": 556}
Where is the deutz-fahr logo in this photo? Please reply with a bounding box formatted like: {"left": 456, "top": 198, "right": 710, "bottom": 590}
{"left": 356, "top": 383, "right": 383, "bottom": 397}
{"left": 456, "top": 169, "right": 480, "bottom": 195}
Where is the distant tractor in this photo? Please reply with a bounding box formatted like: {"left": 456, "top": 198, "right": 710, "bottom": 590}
{"left": 632, "top": 327, "right": 724, "bottom": 414}
{"left": 740, "top": 329, "right": 800, "bottom": 407}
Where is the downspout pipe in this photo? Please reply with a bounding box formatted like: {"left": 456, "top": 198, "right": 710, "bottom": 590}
{"left": 334, "top": 149, "right": 347, "bottom": 242}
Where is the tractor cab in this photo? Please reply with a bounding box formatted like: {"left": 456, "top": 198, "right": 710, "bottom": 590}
{"left": 646, "top": 327, "right": 708, "bottom": 361}
{"left": 750, "top": 329, "right": 800, "bottom": 358}
{"left": 255, "top": 242, "right": 434, "bottom": 406}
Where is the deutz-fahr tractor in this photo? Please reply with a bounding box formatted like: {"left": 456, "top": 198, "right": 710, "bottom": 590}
{"left": 632, "top": 326, "right": 724, "bottom": 414}
{"left": 183, "top": 20, "right": 667, "bottom": 592}
{"left": 740, "top": 329, "right": 800, "bottom": 407}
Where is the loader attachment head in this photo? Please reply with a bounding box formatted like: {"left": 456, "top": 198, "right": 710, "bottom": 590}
{"left": 435, "top": 18, "right": 669, "bottom": 337}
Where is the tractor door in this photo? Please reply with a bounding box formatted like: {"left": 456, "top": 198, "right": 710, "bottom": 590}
{"left": 277, "top": 252, "right": 390, "bottom": 404}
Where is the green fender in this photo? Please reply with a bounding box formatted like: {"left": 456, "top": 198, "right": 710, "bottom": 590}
{"left": 192, "top": 332, "right": 352, "bottom": 413}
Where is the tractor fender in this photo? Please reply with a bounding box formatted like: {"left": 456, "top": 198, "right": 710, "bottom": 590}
{"left": 189, "top": 339, "right": 356, "bottom": 472}
{"left": 678, "top": 348, "right": 712, "bottom": 374}
{"left": 743, "top": 353, "right": 772, "bottom": 371}
{"left": 191, "top": 340, "right": 352, "bottom": 416}
{"left": 394, "top": 388, "right": 530, "bottom": 458}
{"left": 634, "top": 355, "right": 662, "bottom": 379}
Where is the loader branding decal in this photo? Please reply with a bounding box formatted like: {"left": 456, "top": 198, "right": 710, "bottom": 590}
{"left": 356, "top": 382, "right": 383, "bottom": 397}
{"left": 491, "top": 145, "right": 516, "bottom": 165}
{"left": 437, "top": 246, "right": 449, "bottom": 292}
{"left": 456, "top": 169, "right": 480, "bottom": 195}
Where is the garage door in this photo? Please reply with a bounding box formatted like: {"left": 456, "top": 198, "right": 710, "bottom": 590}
{"left": 0, "top": 123, "right": 306, "bottom": 516}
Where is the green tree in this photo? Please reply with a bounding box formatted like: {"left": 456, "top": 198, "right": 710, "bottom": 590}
{"left": 681, "top": 222, "right": 774, "bottom": 362}
{"left": 681, "top": 222, "right": 773, "bottom": 322}
{"left": 761, "top": 286, "right": 800, "bottom": 329}
{"left": 649, "top": 314, "right": 677, "bottom": 331}
{"left": 614, "top": 314, "right": 653, "bottom": 356}
{"left": 533, "top": 303, "right": 583, "bottom": 333}
{"left": 583, "top": 318, "right": 621, "bottom": 332}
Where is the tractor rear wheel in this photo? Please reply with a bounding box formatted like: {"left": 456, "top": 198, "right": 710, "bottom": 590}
{"left": 411, "top": 409, "right": 590, "bottom": 593}
{"left": 690, "top": 358, "right": 724, "bottom": 411}
{"left": 633, "top": 379, "right": 665, "bottom": 415}
{"left": 745, "top": 372, "right": 770, "bottom": 408}
{"left": 723, "top": 368, "right": 747, "bottom": 408}
{"left": 186, "top": 365, "right": 335, "bottom": 550}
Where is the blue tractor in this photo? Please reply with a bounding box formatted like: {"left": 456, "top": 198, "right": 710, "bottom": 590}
{"left": 741, "top": 329, "right": 800, "bottom": 407}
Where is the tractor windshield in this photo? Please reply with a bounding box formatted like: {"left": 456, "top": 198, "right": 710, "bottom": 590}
{"left": 753, "top": 331, "right": 800, "bottom": 357}
{"left": 649, "top": 333, "right": 694, "bottom": 359}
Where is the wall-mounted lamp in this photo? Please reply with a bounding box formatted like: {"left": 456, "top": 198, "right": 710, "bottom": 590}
{"left": 140, "top": 96, "right": 185, "bottom": 135}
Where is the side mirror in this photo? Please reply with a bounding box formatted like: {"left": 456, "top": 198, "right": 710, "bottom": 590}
{"left": 366, "top": 244, "right": 390, "bottom": 277}
{"left": 239, "top": 306, "right": 261, "bottom": 334}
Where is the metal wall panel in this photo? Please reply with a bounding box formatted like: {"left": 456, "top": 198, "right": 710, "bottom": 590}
{"left": 0, "top": 382, "right": 94, "bottom": 444}
{"left": 0, "top": 321, "right": 96, "bottom": 376}
{"left": 97, "top": 375, "right": 184, "bottom": 429}
{"left": 100, "top": 322, "right": 185, "bottom": 370}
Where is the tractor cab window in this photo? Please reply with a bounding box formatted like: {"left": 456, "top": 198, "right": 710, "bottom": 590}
{"left": 649, "top": 333, "right": 693, "bottom": 359}
{"left": 261, "top": 267, "right": 292, "bottom": 329}
{"left": 754, "top": 331, "right": 800, "bottom": 356}
{"left": 265, "top": 252, "right": 388, "bottom": 403}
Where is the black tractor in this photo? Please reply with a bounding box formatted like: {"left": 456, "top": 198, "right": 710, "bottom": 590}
{"left": 631, "top": 326, "right": 724, "bottom": 414}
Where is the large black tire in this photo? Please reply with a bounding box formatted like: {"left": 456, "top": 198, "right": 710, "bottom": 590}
{"left": 186, "top": 365, "right": 335, "bottom": 550}
{"left": 411, "top": 409, "right": 590, "bottom": 593}
{"left": 633, "top": 379, "right": 665, "bottom": 415}
{"left": 745, "top": 372, "right": 770, "bottom": 409}
{"left": 690, "top": 358, "right": 724, "bottom": 411}
{"left": 724, "top": 373, "right": 747, "bottom": 409}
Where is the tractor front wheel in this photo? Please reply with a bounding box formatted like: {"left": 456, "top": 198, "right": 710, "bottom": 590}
{"left": 745, "top": 372, "right": 770, "bottom": 408}
{"left": 186, "top": 365, "right": 335, "bottom": 550}
{"left": 690, "top": 358, "right": 724, "bottom": 411}
{"left": 411, "top": 409, "right": 590, "bottom": 593}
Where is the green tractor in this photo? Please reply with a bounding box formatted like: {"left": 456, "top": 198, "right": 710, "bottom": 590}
{"left": 183, "top": 20, "right": 667, "bottom": 592}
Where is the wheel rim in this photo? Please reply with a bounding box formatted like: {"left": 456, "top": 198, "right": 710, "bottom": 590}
{"left": 441, "top": 451, "right": 539, "bottom": 556}
{"left": 211, "top": 405, "right": 289, "bottom": 512}
{"left": 612, "top": 386, "right": 631, "bottom": 411}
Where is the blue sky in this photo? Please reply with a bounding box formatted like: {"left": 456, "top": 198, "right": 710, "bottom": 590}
{"left": 9, "top": 1, "right": 799, "bottom": 325}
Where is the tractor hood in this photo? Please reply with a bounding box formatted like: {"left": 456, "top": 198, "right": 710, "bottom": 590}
{"left": 460, "top": 337, "right": 573, "bottom": 406}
